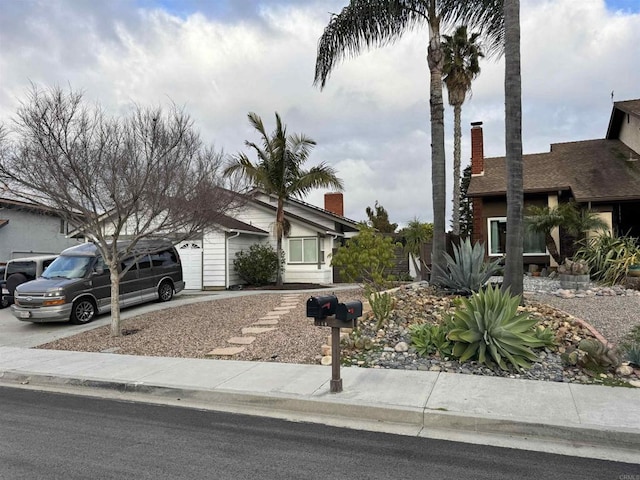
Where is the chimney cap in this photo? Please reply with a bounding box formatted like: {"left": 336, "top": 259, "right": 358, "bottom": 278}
{"left": 471, "top": 121, "right": 483, "bottom": 127}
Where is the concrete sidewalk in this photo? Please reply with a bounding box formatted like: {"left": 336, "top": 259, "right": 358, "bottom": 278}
{"left": 0, "top": 346, "right": 638, "bottom": 463}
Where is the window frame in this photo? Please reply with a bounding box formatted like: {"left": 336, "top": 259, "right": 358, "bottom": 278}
{"left": 288, "top": 237, "right": 322, "bottom": 264}
{"left": 486, "top": 217, "right": 547, "bottom": 257}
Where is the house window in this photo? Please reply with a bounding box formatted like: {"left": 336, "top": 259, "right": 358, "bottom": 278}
{"left": 289, "top": 237, "right": 319, "bottom": 263}
{"left": 487, "top": 217, "right": 546, "bottom": 256}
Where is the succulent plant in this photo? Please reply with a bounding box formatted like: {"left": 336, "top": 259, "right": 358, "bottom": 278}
{"left": 437, "top": 238, "right": 502, "bottom": 294}
{"left": 558, "top": 258, "right": 590, "bottom": 275}
{"left": 577, "top": 338, "right": 621, "bottom": 370}
{"left": 446, "top": 284, "right": 549, "bottom": 370}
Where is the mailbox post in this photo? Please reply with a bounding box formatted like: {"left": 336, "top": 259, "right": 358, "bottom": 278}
{"left": 306, "top": 296, "right": 363, "bottom": 393}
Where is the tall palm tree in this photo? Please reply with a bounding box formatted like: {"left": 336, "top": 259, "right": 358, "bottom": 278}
{"left": 224, "top": 112, "right": 344, "bottom": 286}
{"left": 503, "top": 0, "right": 523, "bottom": 296}
{"left": 314, "top": 0, "right": 503, "bottom": 286}
{"left": 442, "top": 25, "right": 484, "bottom": 236}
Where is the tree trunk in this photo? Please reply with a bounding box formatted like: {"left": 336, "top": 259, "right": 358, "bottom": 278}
{"left": 427, "top": 12, "right": 447, "bottom": 285}
{"left": 451, "top": 103, "right": 462, "bottom": 236}
{"left": 503, "top": 0, "right": 524, "bottom": 297}
{"left": 545, "top": 232, "right": 561, "bottom": 265}
{"left": 275, "top": 197, "right": 285, "bottom": 287}
{"left": 109, "top": 263, "right": 121, "bottom": 337}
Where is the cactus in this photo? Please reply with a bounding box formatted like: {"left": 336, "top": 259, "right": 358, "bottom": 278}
{"left": 577, "top": 338, "right": 621, "bottom": 370}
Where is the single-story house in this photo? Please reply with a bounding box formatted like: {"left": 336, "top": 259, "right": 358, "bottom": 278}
{"left": 177, "top": 191, "right": 360, "bottom": 289}
{"left": 467, "top": 99, "right": 640, "bottom": 268}
{"left": 0, "top": 196, "right": 81, "bottom": 265}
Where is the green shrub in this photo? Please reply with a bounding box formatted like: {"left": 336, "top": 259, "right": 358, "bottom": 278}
{"left": 233, "top": 244, "right": 284, "bottom": 286}
{"left": 331, "top": 226, "right": 398, "bottom": 291}
{"left": 575, "top": 233, "right": 640, "bottom": 285}
{"left": 409, "top": 322, "right": 453, "bottom": 358}
{"left": 446, "top": 284, "right": 552, "bottom": 370}
{"left": 368, "top": 290, "right": 395, "bottom": 329}
{"left": 437, "top": 238, "right": 501, "bottom": 294}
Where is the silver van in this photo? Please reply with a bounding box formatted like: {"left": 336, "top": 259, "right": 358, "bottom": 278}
{"left": 1, "top": 254, "right": 58, "bottom": 307}
{"left": 12, "top": 239, "right": 184, "bottom": 324}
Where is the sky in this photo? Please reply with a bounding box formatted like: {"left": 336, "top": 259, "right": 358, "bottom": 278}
{"left": 1, "top": 0, "right": 639, "bottom": 227}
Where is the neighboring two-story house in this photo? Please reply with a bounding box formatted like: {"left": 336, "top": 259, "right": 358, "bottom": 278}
{"left": 467, "top": 99, "right": 640, "bottom": 268}
{"left": 0, "top": 197, "right": 80, "bottom": 265}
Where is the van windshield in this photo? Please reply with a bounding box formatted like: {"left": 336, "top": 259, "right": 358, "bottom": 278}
{"left": 42, "top": 256, "right": 93, "bottom": 279}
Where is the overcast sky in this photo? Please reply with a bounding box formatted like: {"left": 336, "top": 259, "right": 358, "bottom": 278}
{"left": 1, "top": 0, "right": 639, "bottom": 227}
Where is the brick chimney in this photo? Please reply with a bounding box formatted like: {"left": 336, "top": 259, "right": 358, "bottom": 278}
{"left": 324, "top": 192, "right": 344, "bottom": 216}
{"left": 471, "top": 121, "right": 484, "bottom": 175}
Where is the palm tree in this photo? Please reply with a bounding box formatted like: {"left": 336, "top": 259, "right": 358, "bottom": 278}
{"left": 224, "top": 112, "right": 344, "bottom": 286}
{"left": 526, "top": 202, "right": 609, "bottom": 264}
{"left": 503, "top": 0, "right": 523, "bottom": 296}
{"left": 399, "top": 218, "right": 434, "bottom": 278}
{"left": 442, "top": 25, "right": 484, "bottom": 236}
{"left": 314, "top": 0, "right": 503, "bottom": 286}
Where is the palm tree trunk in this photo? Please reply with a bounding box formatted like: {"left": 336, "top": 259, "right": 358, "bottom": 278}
{"left": 452, "top": 103, "right": 462, "bottom": 236}
{"left": 427, "top": 12, "right": 447, "bottom": 284}
{"left": 503, "top": 0, "right": 524, "bottom": 297}
{"left": 275, "top": 197, "right": 285, "bottom": 287}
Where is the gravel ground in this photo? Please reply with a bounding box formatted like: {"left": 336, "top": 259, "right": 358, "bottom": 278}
{"left": 38, "top": 278, "right": 640, "bottom": 372}
{"left": 38, "top": 288, "right": 366, "bottom": 364}
{"left": 527, "top": 293, "right": 640, "bottom": 346}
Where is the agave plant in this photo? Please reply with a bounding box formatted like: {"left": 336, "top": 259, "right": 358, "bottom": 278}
{"left": 438, "top": 238, "right": 501, "bottom": 294}
{"left": 446, "top": 284, "right": 551, "bottom": 370}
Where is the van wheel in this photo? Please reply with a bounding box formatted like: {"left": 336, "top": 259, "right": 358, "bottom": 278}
{"left": 70, "top": 298, "right": 96, "bottom": 324}
{"left": 158, "top": 281, "right": 174, "bottom": 302}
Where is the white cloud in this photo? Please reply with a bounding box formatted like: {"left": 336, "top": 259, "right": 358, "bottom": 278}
{"left": 1, "top": 0, "right": 639, "bottom": 229}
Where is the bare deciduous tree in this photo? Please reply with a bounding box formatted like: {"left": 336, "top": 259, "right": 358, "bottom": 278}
{"left": 0, "top": 85, "right": 241, "bottom": 336}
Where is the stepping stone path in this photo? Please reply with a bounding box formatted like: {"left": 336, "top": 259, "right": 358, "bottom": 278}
{"left": 205, "top": 293, "right": 302, "bottom": 357}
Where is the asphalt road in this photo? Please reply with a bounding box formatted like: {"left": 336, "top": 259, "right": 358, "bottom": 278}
{"left": 0, "top": 386, "right": 637, "bottom": 480}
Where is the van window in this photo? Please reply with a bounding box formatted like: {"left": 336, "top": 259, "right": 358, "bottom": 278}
{"left": 151, "top": 250, "right": 178, "bottom": 267}
{"left": 43, "top": 256, "right": 92, "bottom": 279}
{"left": 137, "top": 255, "right": 152, "bottom": 270}
{"left": 121, "top": 257, "right": 138, "bottom": 272}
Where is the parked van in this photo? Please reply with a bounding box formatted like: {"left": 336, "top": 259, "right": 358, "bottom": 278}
{"left": 12, "top": 239, "right": 184, "bottom": 324}
{"left": 1, "top": 254, "right": 58, "bottom": 308}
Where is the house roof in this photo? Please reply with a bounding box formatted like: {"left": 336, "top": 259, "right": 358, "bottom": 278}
{"left": 467, "top": 138, "right": 640, "bottom": 202}
{"left": 217, "top": 214, "right": 268, "bottom": 235}
{"left": 249, "top": 188, "right": 358, "bottom": 230}
{"left": 250, "top": 197, "right": 345, "bottom": 235}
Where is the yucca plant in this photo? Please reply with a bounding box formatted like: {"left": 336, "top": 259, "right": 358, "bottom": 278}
{"left": 446, "top": 284, "right": 551, "bottom": 370}
{"left": 438, "top": 238, "right": 501, "bottom": 294}
{"left": 575, "top": 233, "right": 640, "bottom": 285}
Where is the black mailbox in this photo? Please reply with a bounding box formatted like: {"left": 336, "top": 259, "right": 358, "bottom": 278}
{"left": 336, "top": 301, "right": 363, "bottom": 321}
{"left": 306, "top": 295, "right": 338, "bottom": 319}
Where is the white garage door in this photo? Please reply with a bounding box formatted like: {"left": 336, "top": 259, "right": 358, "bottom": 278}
{"left": 177, "top": 241, "right": 203, "bottom": 290}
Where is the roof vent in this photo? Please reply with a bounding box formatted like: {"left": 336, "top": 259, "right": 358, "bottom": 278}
{"left": 626, "top": 151, "right": 638, "bottom": 163}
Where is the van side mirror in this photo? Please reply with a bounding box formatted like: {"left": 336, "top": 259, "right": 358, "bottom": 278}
{"left": 94, "top": 266, "right": 104, "bottom": 276}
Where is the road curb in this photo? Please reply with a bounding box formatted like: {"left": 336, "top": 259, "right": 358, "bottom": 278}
{"left": 2, "top": 369, "right": 639, "bottom": 453}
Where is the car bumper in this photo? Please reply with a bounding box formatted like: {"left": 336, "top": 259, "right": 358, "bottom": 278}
{"left": 12, "top": 304, "right": 72, "bottom": 323}
{"left": 175, "top": 280, "right": 185, "bottom": 294}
